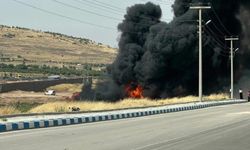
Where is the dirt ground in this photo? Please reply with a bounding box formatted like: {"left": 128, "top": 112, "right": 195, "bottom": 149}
{"left": 0, "top": 91, "right": 72, "bottom": 105}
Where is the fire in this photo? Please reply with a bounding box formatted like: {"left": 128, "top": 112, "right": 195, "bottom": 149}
{"left": 125, "top": 83, "right": 144, "bottom": 99}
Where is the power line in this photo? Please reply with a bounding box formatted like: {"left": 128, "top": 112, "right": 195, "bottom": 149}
{"left": 205, "top": 26, "right": 227, "bottom": 49}
{"left": 209, "top": 20, "right": 227, "bottom": 37}
{"left": 204, "top": 30, "right": 232, "bottom": 56}
{"left": 12, "top": 0, "right": 184, "bottom": 37}
{"left": 81, "top": 0, "right": 124, "bottom": 13}
{"left": 139, "top": 0, "right": 175, "bottom": 5}
{"left": 203, "top": 33, "right": 230, "bottom": 57}
{"left": 204, "top": 12, "right": 228, "bottom": 37}
{"left": 84, "top": 0, "right": 172, "bottom": 21}
{"left": 206, "top": 36, "right": 227, "bottom": 51}
{"left": 204, "top": 29, "right": 234, "bottom": 57}
{"left": 52, "top": 0, "right": 174, "bottom": 28}
{"left": 73, "top": 0, "right": 123, "bottom": 16}
{"left": 207, "top": 43, "right": 230, "bottom": 58}
{"left": 92, "top": 0, "right": 124, "bottom": 11}
{"left": 52, "top": 0, "right": 121, "bottom": 21}
{"left": 81, "top": 0, "right": 173, "bottom": 22}
{"left": 12, "top": 0, "right": 199, "bottom": 42}
{"left": 210, "top": 3, "right": 232, "bottom": 35}
{"left": 13, "top": 0, "right": 161, "bottom": 34}
{"left": 12, "top": 0, "right": 115, "bottom": 30}
{"left": 204, "top": 35, "right": 230, "bottom": 56}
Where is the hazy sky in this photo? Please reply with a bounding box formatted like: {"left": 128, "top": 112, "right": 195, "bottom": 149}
{"left": 0, "top": 0, "right": 174, "bottom": 47}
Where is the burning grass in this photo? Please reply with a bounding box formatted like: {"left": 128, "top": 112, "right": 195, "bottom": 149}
{"left": 28, "top": 93, "right": 229, "bottom": 113}
{"left": 125, "top": 83, "right": 144, "bottom": 99}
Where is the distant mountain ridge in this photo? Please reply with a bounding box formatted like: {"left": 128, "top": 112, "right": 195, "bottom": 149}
{"left": 0, "top": 24, "right": 117, "bottom": 66}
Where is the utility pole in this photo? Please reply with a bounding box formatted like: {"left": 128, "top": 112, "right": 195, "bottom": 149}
{"left": 225, "top": 36, "right": 239, "bottom": 99}
{"left": 190, "top": 4, "right": 211, "bottom": 102}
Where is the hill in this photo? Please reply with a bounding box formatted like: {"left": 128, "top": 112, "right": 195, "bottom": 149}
{"left": 0, "top": 25, "right": 117, "bottom": 66}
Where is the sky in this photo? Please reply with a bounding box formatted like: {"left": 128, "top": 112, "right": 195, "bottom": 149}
{"left": 0, "top": 0, "right": 175, "bottom": 47}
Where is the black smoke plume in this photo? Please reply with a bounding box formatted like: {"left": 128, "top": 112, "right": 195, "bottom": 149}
{"left": 84, "top": 0, "right": 250, "bottom": 101}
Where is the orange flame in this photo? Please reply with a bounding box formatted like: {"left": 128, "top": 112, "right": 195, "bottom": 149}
{"left": 125, "top": 83, "right": 144, "bottom": 99}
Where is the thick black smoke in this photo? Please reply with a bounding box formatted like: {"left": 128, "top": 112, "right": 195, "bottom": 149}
{"left": 86, "top": 0, "right": 250, "bottom": 101}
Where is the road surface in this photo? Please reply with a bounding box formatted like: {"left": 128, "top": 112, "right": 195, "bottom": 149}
{"left": 1, "top": 102, "right": 250, "bottom": 150}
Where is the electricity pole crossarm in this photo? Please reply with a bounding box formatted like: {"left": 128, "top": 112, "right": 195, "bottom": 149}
{"left": 189, "top": 6, "right": 211, "bottom": 9}
{"left": 225, "top": 37, "right": 239, "bottom": 100}
{"left": 190, "top": 4, "right": 211, "bottom": 102}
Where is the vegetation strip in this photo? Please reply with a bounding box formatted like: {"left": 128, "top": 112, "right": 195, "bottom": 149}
{"left": 0, "top": 100, "right": 235, "bottom": 118}
{"left": 0, "top": 101, "right": 223, "bottom": 118}
{"left": 0, "top": 94, "right": 231, "bottom": 116}
{"left": 0, "top": 100, "right": 247, "bottom": 133}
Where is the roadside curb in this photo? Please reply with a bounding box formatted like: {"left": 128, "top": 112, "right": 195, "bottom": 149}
{"left": 0, "top": 99, "right": 247, "bottom": 133}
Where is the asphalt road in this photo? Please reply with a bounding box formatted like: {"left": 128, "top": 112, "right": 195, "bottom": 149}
{"left": 1, "top": 102, "right": 250, "bottom": 150}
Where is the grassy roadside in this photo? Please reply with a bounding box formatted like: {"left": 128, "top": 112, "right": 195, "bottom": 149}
{"left": 0, "top": 94, "right": 229, "bottom": 115}
{"left": 0, "top": 102, "right": 41, "bottom": 115}
{"left": 0, "top": 106, "right": 21, "bottom": 115}
{"left": 29, "top": 94, "right": 229, "bottom": 113}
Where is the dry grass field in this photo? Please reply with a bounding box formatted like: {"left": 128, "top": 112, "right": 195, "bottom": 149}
{"left": 0, "top": 84, "right": 81, "bottom": 115}
{"left": 0, "top": 106, "right": 21, "bottom": 115}
{"left": 48, "top": 84, "right": 82, "bottom": 93}
{"left": 29, "top": 93, "right": 229, "bottom": 113}
{"left": 0, "top": 93, "right": 229, "bottom": 115}
{"left": 0, "top": 25, "right": 117, "bottom": 66}
{"left": 0, "top": 84, "right": 82, "bottom": 104}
